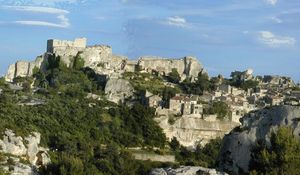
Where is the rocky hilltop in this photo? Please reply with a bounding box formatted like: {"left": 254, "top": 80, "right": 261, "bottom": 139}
{"left": 5, "top": 38, "right": 205, "bottom": 82}
{"left": 218, "top": 105, "right": 300, "bottom": 174}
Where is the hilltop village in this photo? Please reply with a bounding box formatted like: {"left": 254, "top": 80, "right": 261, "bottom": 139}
{"left": 1, "top": 38, "right": 300, "bottom": 174}
{"left": 3, "top": 38, "right": 300, "bottom": 148}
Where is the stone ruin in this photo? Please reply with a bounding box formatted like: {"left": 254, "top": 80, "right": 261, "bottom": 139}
{"left": 5, "top": 38, "right": 206, "bottom": 83}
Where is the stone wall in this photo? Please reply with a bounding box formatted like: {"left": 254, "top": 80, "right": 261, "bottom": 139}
{"left": 133, "top": 153, "right": 175, "bottom": 163}
{"left": 47, "top": 38, "right": 87, "bottom": 53}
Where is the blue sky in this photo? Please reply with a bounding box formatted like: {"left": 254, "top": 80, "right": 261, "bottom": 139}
{"left": 0, "top": 0, "right": 299, "bottom": 81}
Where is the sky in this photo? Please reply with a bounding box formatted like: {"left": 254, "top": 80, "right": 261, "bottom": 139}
{"left": 0, "top": 0, "right": 299, "bottom": 81}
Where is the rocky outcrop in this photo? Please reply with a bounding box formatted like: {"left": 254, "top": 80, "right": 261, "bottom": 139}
{"left": 105, "top": 78, "right": 134, "bottom": 103}
{"left": 138, "top": 56, "right": 205, "bottom": 81}
{"left": 218, "top": 105, "right": 300, "bottom": 174}
{"left": 0, "top": 129, "right": 51, "bottom": 174}
{"left": 149, "top": 166, "right": 228, "bottom": 175}
{"left": 5, "top": 56, "right": 44, "bottom": 82}
{"left": 5, "top": 38, "right": 206, "bottom": 83}
{"left": 156, "top": 116, "right": 239, "bottom": 149}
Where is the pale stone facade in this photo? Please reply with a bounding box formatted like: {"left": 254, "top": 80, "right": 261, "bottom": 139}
{"left": 169, "top": 94, "right": 203, "bottom": 116}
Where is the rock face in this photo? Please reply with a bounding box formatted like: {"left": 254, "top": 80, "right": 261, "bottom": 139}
{"left": 5, "top": 38, "right": 205, "bottom": 83}
{"left": 105, "top": 78, "right": 134, "bottom": 103}
{"left": 138, "top": 56, "right": 205, "bottom": 81}
{"left": 0, "top": 129, "right": 51, "bottom": 174}
{"left": 5, "top": 56, "right": 44, "bottom": 82}
{"left": 156, "top": 116, "right": 239, "bottom": 149}
{"left": 149, "top": 166, "right": 228, "bottom": 175}
{"left": 218, "top": 105, "right": 300, "bottom": 174}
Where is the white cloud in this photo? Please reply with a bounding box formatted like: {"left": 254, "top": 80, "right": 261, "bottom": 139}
{"left": 270, "top": 16, "right": 282, "bottom": 23}
{"left": 264, "top": 0, "right": 277, "bottom": 5}
{"left": 259, "top": 31, "right": 296, "bottom": 47}
{"left": 3, "top": 6, "right": 69, "bottom": 14}
{"left": 4, "top": 5, "right": 70, "bottom": 28}
{"left": 14, "top": 14, "right": 70, "bottom": 28}
{"left": 166, "top": 16, "right": 187, "bottom": 28}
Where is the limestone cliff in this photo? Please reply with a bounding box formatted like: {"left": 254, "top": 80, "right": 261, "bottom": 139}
{"left": 5, "top": 56, "right": 44, "bottom": 82}
{"left": 138, "top": 56, "right": 205, "bottom": 81}
{"left": 0, "top": 129, "right": 51, "bottom": 175}
{"left": 156, "top": 116, "right": 239, "bottom": 149}
{"left": 105, "top": 78, "right": 134, "bottom": 103}
{"left": 218, "top": 105, "right": 300, "bottom": 174}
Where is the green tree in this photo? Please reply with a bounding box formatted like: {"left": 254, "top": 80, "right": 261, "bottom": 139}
{"left": 170, "top": 137, "right": 180, "bottom": 151}
{"left": 207, "top": 101, "right": 230, "bottom": 120}
{"left": 249, "top": 127, "right": 300, "bottom": 174}
{"left": 73, "top": 56, "right": 85, "bottom": 70}
{"left": 168, "top": 68, "right": 181, "bottom": 84}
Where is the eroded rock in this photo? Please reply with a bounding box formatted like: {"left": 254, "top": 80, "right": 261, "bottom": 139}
{"left": 105, "top": 78, "right": 134, "bottom": 103}
{"left": 156, "top": 116, "right": 239, "bottom": 149}
{"left": 218, "top": 105, "right": 300, "bottom": 174}
{"left": 0, "top": 129, "right": 51, "bottom": 175}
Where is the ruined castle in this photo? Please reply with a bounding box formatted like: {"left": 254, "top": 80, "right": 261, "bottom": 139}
{"left": 5, "top": 38, "right": 205, "bottom": 82}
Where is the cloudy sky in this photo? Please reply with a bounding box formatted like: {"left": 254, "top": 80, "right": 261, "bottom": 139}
{"left": 0, "top": 0, "right": 299, "bottom": 80}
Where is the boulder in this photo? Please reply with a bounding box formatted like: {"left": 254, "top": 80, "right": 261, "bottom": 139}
{"left": 218, "top": 105, "right": 300, "bottom": 174}
{"left": 0, "top": 129, "right": 27, "bottom": 156}
{"left": 0, "top": 129, "right": 51, "bottom": 174}
{"left": 105, "top": 78, "right": 134, "bottom": 103}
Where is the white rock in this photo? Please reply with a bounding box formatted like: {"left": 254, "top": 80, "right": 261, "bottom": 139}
{"left": 105, "top": 78, "right": 134, "bottom": 103}
{"left": 0, "top": 129, "right": 27, "bottom": 156}
{"left": 218, "top": 105, "right": 300, "bottom": 174}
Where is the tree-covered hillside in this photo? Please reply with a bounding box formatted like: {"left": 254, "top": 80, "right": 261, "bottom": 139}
{"left": 0, "top": 55, "right": 222, "bottom": 175}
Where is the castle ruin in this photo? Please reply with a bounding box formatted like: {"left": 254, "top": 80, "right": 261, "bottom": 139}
{"left": 5, "top": 38, "right": 205, "bottom": 82}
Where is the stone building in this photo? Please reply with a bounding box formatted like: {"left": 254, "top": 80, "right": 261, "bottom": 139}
{"left": 169, "top": 94, "right": 203, "bottom": 116}
{"left": 47, "top": 38, "right": 87, "bottom": 53}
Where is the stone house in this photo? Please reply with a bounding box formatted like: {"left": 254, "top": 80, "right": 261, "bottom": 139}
{"left": 169, "top": 94, "right": 203, "bottom": 116}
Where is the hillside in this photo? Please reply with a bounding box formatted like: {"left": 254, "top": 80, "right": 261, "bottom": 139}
{"left": 0, "top": 55, "right": 223, "bottom": 175}
{"left": 1, "top": 38, "right": 300, "bottom": 175}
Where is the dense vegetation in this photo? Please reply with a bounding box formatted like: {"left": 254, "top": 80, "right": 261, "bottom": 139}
{"left": 0, "top": 56, "right": 170, "bottom": 175}
{"left": 249, "top": 127, "right": 300, "bottom": 175}
{"left": 170, "top": 137, "right": 222, "bottom": 168}
{"left": 180, "top": 72, "right": 212, "bottom": 95}
{"left": 0, "top": 55, "right": 228, "bottom": 174}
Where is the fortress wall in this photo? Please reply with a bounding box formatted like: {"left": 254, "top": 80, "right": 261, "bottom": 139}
{"left": 138, "top": 57, "right": 186, "bottom": 75}
{"left": 47, "top": 38, "right": 87, "bottom": 53}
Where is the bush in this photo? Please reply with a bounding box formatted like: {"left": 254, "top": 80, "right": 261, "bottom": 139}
{"left": 167, "top": 68, "right": 181, "bottom": 84}
{"left": 206, "top": 101, "right": 230, "bottom": 120}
